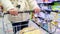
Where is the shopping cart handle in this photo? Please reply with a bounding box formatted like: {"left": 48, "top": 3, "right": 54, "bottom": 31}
{"left": 4, "top": 10, "right": 34, "bottom": 15}
{"left": 4, "top": 11, "right": 9, "bottom": 15}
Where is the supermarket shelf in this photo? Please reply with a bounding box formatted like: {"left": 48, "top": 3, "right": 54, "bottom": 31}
{"left": 41, "top": 10, "right": 60, "bottom": 14}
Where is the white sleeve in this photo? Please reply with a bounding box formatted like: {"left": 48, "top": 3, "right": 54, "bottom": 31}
{"left": 27, "top": 0, "right": 40, "bottom": 10}
{"left": 0, "top": 0, "right": 15, "bottom": 11}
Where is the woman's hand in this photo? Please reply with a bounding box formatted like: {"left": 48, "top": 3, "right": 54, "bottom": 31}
{"left": 8, "top": 8, "right": 18, "bottom": 16}
{"left": 34, "top": 7, "right": 41, "bottom": 13}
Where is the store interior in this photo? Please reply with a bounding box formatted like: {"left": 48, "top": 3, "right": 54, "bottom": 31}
{"left": 0, "top": 0, "right": 60, "bottom": 34}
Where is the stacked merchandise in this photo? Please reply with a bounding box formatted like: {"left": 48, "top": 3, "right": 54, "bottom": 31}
{"left": 51, "top": 1, "right": 60, "bottom": 33}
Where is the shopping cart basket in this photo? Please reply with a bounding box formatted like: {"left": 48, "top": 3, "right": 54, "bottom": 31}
{"left": 2, "top": 10, "right": 35, "bottom": 34}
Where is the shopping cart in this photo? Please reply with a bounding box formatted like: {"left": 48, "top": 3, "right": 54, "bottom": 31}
{"left": 1, "top": 10, "right": 42, "bottom": 34}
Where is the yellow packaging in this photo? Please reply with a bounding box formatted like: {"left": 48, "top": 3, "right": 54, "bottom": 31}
{"left": 20, "top": 27, "right": 42, "bottom": 34}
